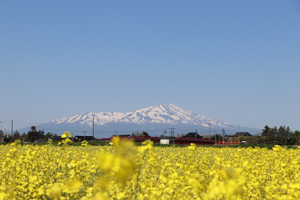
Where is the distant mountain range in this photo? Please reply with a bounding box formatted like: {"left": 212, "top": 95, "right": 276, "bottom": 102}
{"left": 19, "top": 104, "right": 260, "bottom": 138}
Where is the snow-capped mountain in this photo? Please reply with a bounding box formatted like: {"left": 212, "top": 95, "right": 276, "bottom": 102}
{"left": 30, "top": 104, "right": 259, "bottom": 138}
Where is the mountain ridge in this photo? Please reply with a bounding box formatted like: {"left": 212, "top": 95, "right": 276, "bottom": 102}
{"left": 50, "top": 104, "right": 231, "bottom": 126}
{"left": 20, "top": 104, "right": 260, "bottom": 138}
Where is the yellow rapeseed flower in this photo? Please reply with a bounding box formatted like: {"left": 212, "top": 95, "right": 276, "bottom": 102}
{"left": 0, "top": 131, "right": 300, "bottom": 200}
{"left": 61, "top": 131, "right": 72, "bottom": 138}
{"left": 65, "top": 179, "right": 82, "bottom": 192}
{"left": 188, "top": 143, "right": 196, "bottom": 149}
{"left": 50, "top": 183, "right": 61, "bottom": 199}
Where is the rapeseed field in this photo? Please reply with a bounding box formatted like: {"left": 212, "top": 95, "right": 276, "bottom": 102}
{"left": 1, "top": 135, "right": 300, "bottom": 200}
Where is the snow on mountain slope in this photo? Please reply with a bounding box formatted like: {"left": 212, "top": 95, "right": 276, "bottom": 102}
{"left": 25, "top": 103, "right": 259, "bottom": 138}
{"left": 120, "top": 104, "right": 205, "bottom": 125}
{"left": 49, "top": 103, "right": 236, "bottom": 128}
{"left": 51, "top": 112, "right": 126, "bottom": 126}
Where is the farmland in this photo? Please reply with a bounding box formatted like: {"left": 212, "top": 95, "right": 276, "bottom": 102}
{"left": 0, "top": 138, "right": 300, "bottom": 199}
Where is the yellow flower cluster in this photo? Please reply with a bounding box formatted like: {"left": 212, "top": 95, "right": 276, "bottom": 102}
{"left": 0, "top": 139, "right": 300, "bottom": 199}
{"left": 81, "top": 141, "right": 88, "bottom": 147}
{"left": 61, "top": 131, "right": 72, "bottom": 138}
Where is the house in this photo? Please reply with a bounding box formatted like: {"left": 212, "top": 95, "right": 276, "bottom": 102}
{"left": 49, "top": 135, "right": 62, "bottom": 141}
{"left": 225, "top": 132, "right": 252, "bottom": 141}
{"left": 75, "top": 136, "right": 96, "bottom": 141}
{"left": 131, "top": 132, "right": 150, "bottom": 137}
{"left": 110, "top": 135, "right": 130, "bottom": 138}
{"left": 233, "top": 132, "right": 252, "bottom": 137}
{"left": 182, "top": 132, "right": 203, "bottom": 139}
{"left": 115, "top": 135, "right": 131, "bottom": 138}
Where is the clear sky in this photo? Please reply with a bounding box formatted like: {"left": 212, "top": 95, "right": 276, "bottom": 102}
{"left": 1, "top": 0, "right": 300, "bottom": 132}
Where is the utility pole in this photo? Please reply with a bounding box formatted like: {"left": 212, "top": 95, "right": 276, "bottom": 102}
{"left": 227, "top": 132, "right": 229, "bottom": 143}
{"left": 169, "top": 127, "right": 176, "bottom": 137}
{"left": 208, "top": 119, "right": 211, "bottom": 140}
{"left": 92, "top": 117, "right": 94, "bottom": 142}
{"left": 222, "top": 128, "right": 225, "bottom": 143}
{"left": 215, "top": 131, "right": 217, "bottom": 144}
{"left": 11, "top": 119, "right": 13, "bottom": 142}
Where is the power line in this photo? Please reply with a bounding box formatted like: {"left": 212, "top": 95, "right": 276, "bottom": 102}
{"left": 0, "top": 119, "right": 257, "bottom": 137}
{"left": 93, "top": 117, "right": 94, "bottom": 142}
{"left": 208, "top": 119, "right": 211, "bottom": 139}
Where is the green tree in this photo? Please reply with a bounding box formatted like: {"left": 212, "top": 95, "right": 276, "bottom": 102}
{"left": 0, "top": 130, "right": 4, "bottom": 142}
{"left": 142, "top": 131, "right": 150, "bottom": 137}
{"left": 44, "top": 132, "right": 53, "bottom": 141}
{"left": 277, "top": 126, "right": 284, "bottom": 144}
{"left": 262, "top": 125, "right": 270, "bottom": 136}
{"left": 261, "top": 125, "right": 278, "bottom": 144}
{"left": 13, "top": 130, "right": 20, "bottom": 141}
{"left": 290, "top": 130, "right": 300, "bottom": 145}
{"left": 211, "top": 134, "right": 223, "bottom": 142}
{"left": 282, "top": 126, "right": 291, "bottom": 144}
{"left": 270, "top": 126, "right": 277, "bottom": 138}
{"left": 20, "top": 132, "right": 27, "bottom": 142}
{"left": 27, "top": 126, "right": 45, "bottom": 142}
{"left": 269, "top": 126, "right": 292, "bottom": 145}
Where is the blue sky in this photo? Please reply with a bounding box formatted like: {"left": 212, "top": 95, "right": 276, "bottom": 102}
{"left": 1, "top": 0, "right": 300, "bottom": 132}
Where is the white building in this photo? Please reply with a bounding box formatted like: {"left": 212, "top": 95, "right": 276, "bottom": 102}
{"left": 160, "top": 136, "right": 175, "bottom": 145}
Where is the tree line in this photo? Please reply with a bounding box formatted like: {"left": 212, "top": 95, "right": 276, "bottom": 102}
{"left": 186, "top": 125, "right": 300, "bottom": 145}
{"left": 1, "top": 125, "right": 300, "bottom": 145}
{"left": 231, "top": 125, "right": 300, "bottom": 145}
{"left": 0, "top": 126, "right": 54, "bottom": 143}
{"left": 260, "top": 125, "right": 300, "bottom": 145}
